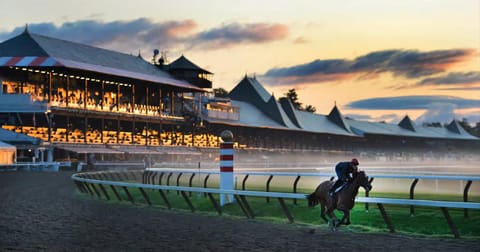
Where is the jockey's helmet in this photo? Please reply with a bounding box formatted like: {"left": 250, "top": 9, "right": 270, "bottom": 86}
{"left": 351, "top": 158, "right": 359, "bottom": 166}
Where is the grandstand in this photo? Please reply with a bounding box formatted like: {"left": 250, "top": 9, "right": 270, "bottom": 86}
{"left": 0, "top": 29, "right": 479, "bottom": 167}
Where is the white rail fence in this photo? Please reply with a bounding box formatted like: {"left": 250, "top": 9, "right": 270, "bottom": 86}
{"left": 72, "top": 169, "right": 480, "bottom": 238}
{"left": 145, "top": 168, "right": 480, "bottom": 215}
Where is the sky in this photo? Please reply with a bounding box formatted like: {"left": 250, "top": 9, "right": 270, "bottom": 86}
{"left": 1, "top": 0, "right": 479, "bottom": 125}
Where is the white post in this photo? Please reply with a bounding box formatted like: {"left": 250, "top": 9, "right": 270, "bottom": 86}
{"left": 47, "top": 147, "right": 53, "bottom": 162}
{"left": 219, "top": 130, "right": 234, "bottom": 206}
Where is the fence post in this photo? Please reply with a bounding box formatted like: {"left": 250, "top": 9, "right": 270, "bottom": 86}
{"left": 219, "top": 130, "right": 234, "bottom": 206}
{"left": 409, "top": 178, "right": 419, "bottom": 216}
{"left": 463, "top": 180, "right": 472, "bottom": 218}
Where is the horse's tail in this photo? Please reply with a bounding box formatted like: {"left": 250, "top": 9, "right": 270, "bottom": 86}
{"left": 306, "top": 193, "right": 319, "bottom": 207}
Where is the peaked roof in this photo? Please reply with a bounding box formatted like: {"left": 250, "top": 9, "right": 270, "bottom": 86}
{"left": 446, "top": 120, "right": 469, "bottom": 135}
{"left": 228, "top": 76, "right": 300, "bottom": 127}
{"left": 168, "top": 55, "right": 212, "bottom": 74}
{"left": 279, "top": 98, "right": 303, "bottom": 128}
{"left": 398, "top": 115, "right": 416, "bottom": 131}
{"left": 327, "top": 106, "right": 352, "bottom": 133}
{"left": 0, "top": 30, "right": 203, "bottom": 91}
{"left": 229, "top": 76, "right": 271, "bottom": 103}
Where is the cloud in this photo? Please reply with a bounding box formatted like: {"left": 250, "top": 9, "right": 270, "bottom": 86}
{"left": 293, "top": 36, "right": 308, "bottom": 44}
{"left": 415, "top": 105, "right": 480, "bottom": 125}
{"left": 346, "top": 95, "right": 480, "bottom": 110}
{"left": 190, "top": 23, "right": 288, "bottom": 49}
{"left": 347, "top": 96, "right": 480, "bottom": 124}
{"left": 0, "top": 18, "right": 197, "bottom": 54}
{"left": 0, "top": 19, "right": 288, "bottom": 54}
{"left": 417, "top": 71, "right": 480, "bottom": 86}
{"left": 438, "top": 86, "right": 480, "bottom": 91}
{"left": 345, "top": 113, "right": 401, "bottom": 123}
{"left": 460, "top": 110, "right": 480, "bottom": 123}
{"left": 414, "top": 103, "right": 458, "bottom": 124}
{"left": 262, "top": 49, "right": 475, "bottom": 86}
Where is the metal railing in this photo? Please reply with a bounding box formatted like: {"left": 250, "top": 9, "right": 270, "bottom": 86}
{"left": 145, "top": 168, "right": 480, "bottom": 215}
{"left": 72, "top": 170, "right": 480, "bottom": 238}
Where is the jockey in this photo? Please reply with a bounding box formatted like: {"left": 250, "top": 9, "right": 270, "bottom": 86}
{"left": 329, "top": 158, "right": 359, "bottom": 196}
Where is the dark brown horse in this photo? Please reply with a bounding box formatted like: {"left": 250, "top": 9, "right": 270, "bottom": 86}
{"left": 306, "top": 170, "right": 372, "bottom": 228}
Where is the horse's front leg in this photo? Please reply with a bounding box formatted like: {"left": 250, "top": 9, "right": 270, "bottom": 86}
{"left": 337, "top": 208, "right": 350, "bottom": 226}
{"left": 326, "top": 206, "right": 339, "bottom": 228}
{"left": 345, "top": 209, "right": 351, "bottom": 225}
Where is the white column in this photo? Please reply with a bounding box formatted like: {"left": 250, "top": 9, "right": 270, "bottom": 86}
{"left": 219, "top": 130, "right": 234, "bottom": 206}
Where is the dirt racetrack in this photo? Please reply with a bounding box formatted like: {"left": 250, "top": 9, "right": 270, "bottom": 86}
{"left": 1, "top": 171, "right": 479, "bottom": 251}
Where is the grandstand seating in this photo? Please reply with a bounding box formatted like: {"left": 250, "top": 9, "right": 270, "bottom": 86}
{"left": 1, "top": 125, "right": 230, "bottom": 149}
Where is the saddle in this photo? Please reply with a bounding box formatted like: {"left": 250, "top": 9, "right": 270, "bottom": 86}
{"left": 329, "top": 180, "right": 350, "bottom": 196}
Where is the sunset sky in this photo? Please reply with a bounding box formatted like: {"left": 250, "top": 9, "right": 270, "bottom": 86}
{"left": 1, "top": 0, "right": 479, "bottom": 124}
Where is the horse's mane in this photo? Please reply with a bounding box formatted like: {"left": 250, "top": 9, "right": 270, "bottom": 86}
{"left": 353, "top": 170, "right": 366, "bottom": 178}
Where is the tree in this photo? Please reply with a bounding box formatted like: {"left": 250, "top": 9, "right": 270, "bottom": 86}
{"left": 213, "top": 88, "right": 229, "bottom": 98}
{"left": 458, "top": 118, "right": 478, "bottom": 136}
{"left": 304, "top": 104, "right": 316, "bottom": 113}
{"left": 282, "top": 88, "right": 316, "bottom": 113}
{"left": 284, "top": 89, "right": 302, "bottom": 110}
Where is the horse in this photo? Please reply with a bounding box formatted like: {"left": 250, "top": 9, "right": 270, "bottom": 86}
{"left": 306, "top": 170, "right": 372, "bottom": 228}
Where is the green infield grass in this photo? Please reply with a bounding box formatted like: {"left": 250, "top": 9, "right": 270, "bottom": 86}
{"left": 80, "top": 184, "right": 480, "bottom": 239}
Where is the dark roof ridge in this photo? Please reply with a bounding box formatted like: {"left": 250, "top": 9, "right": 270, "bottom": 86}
{"left": 398, "top": 115, "right": 416, "bottom": 132}
{"left": 279, "top": 97, "right": 302, "bottom": 128}
{"left": 168, "top": 55, "right": 212, "bottom": 74}
{"left": 327, "top": 105, "right": 351, "bottom": 133}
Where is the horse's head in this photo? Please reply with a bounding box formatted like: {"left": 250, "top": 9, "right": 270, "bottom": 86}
{"left": 306, "top": 193, "right": 319, "bottom": 207}
{"left": 353, "top": 170, "right": 372, "bottom": 192}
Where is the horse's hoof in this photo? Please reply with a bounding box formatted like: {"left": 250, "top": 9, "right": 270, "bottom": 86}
{"left": 331, "top": 219, "right": 341, "bottom": 228}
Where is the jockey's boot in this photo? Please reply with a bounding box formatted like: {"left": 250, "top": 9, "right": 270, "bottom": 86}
{"left": 329, "top": 180, "right": 341, "bottom": 196}
{"left": 328, "top": 186, "right": 337, "bottom": 196}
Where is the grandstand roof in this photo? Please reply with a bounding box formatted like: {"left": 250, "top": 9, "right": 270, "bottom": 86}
{"left": 346, "top": 116, "right": 478, "bottom": 140}
{"left": 0, "top": 29, "right": 203, "bottom": 91}
{"left": 168, "top": 55, "right": 212, "bottom": 74}
{"left": 205, "top": 76, "right": 479, "bottom": 141}
{"left": 206, "top": 100, "right": 290, "bottom": 129}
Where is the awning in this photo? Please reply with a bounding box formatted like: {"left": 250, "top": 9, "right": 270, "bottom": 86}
{"left": 162, "top": 149, "right": 202, "bottom": 155}
{"left": 55, "top": 144, "right": 124, "bottom": 154}
{"left": 0, "top": 140, "right": 16, "bottom": 150}
{"left": 0, "top": 128, "right": 42, "bottom": 145}
{"left": 109, "top": 146, "right": 160, "bottom": 154}
{"left": 0, "top": 56, "right": 204, "bottom": 92}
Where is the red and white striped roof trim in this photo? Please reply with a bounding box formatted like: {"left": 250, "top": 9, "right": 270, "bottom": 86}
{"left": 0, "top": 56, "right": 62, "bottom": 67}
